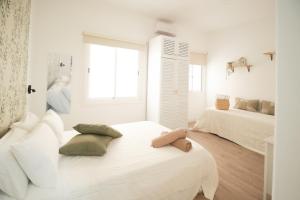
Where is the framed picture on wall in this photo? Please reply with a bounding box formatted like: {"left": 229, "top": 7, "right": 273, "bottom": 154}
{"left": 46, "top": 53, "right": 72, "bottom": 114}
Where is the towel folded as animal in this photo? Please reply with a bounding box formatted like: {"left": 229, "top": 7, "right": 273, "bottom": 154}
{"left": 171, "top": 138, "right": 192, "bottom": 152}
{"left": 151, "top": 129, "right": 187, "bottom": 148}
{"left": 151, "top": 129, "right": 192, "bottom": 152}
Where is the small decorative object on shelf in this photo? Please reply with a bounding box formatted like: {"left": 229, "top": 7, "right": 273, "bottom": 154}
{"left": 226, "top": 57, "right": 252, "bottom": 76}
{"left": 264, "top": 52, "right": 275, "bottom": 61}
{"left": 215, "top": 94, "right": 230, "bottom": 110}
{"left": 227, "top": 62, "right": 234, "bottom": 72}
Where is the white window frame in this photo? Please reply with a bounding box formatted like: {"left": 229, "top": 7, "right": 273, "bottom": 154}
{"left": 82, "top": 35, "right": 145, "bottom": 105}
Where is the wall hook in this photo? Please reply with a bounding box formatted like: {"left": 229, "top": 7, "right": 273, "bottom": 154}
{"left": 27, "top": 85, "right": 36, "bottom": 94}
{"left": 59, "top": 62, "right": 66, "bottom": 67}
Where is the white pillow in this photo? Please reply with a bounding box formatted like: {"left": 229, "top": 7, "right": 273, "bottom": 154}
{"left": 11, "top": 123, "right": 59, "bottom": 188}
{"left": 11, "top": 112, "right": 39, "bottom": 131}
{"left": 0, "top": 128, "right": 29, "bottom": 199}
{"left": 42, "top": 109, "right": 64, "bottom": 144}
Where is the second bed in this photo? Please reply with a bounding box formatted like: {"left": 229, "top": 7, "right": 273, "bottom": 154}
{"left": 193, "top": 108, "right": 275, "bottom": 154}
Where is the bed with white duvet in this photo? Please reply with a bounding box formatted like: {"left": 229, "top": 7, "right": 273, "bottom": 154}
{"left": 193, "top": 107, "right": 275, "bottom": 154}
{"left": 0, "top": 121, "right": 218, "bottom": 200}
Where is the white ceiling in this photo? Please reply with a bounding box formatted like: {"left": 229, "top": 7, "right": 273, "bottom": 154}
{"left": 101, "top": 0, "right": 275, "bottom": 32}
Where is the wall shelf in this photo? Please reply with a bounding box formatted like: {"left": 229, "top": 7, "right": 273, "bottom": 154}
{"left": 264, "top": 52, "right": 275, "bottom": 61}
{"left": 227, "top": 57, "right": 252, "bottom": 75}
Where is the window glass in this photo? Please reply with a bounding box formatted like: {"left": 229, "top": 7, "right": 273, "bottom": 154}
{"left": 87, "top": 44, "right": 139, "bottom": 99}
{"left": 189, "top": 64, "right": 202, "bottom": 92}
{"left": 115, "top": 48, "right": 139, "bottom": 97}
{"left": 89, "top": 44, "right": 115, "bottom": 98}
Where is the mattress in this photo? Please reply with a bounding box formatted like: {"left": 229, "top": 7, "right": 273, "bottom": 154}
{"left": 0, "top": 121, "right": 218, "bottom": 200}
{"left": 194, "top": 107, "right": 275, "bottom": 154}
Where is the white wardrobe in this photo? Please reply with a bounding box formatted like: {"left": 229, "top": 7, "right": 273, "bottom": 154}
{"left": 147, "top": 35, "right": 189, "bottom": 129}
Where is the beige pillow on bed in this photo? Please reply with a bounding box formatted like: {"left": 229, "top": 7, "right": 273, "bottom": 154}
{"left": 260, "top": 101, "right": 275, "bottom": 115}
{"left": 234, "top": 98, "right": 259, "bottom": 112}
{"left": 246, "top": 100, "right": 259, "bottom": 112}
{"left": 234, "top": 98, "right": 247, "bottom": 110}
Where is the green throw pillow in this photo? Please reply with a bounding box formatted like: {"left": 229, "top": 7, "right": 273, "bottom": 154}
{"left": 59, "top": 134, "right": 113, "bottom": 156}
{"left": 73, "top": 124, "right": 122, "bottom": 138}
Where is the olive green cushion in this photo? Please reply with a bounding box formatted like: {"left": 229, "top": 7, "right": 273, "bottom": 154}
{"left": 59, "top": 134, "right": 113, "bottom": 156}
{"left": 73, "top": 124, "right": 122, "bottom": 138}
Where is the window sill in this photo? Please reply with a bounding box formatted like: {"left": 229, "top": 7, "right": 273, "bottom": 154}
{"left": 83, "top": 97, "right": 143, "bottom": 105}
{"left": 189, "top": 91, "right": 205, "bottom": 94}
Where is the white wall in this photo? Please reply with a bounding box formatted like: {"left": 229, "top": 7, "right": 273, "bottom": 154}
{"left": 273, "top": 0, "right": 300, "bottom": 199}
{"left": 28, "top": 0, "right": 207, "bottom": 129}
{"left": 206, "top": 18, "right": 276, "bottom": 107}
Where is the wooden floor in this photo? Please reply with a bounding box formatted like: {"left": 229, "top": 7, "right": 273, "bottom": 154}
{"left": 190, "top": 130, "right": 264, "bottom": 200}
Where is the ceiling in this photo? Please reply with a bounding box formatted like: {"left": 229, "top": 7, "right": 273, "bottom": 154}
{"left": 101, "top": 0, "right": 275, "bottom": 32}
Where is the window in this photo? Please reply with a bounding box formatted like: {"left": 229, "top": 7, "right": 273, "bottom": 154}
{"left": 87, "top": 44, "right": 139, "bottom": 99}
{"left": 189, "top": 64, "right": 202, "bottom": 92}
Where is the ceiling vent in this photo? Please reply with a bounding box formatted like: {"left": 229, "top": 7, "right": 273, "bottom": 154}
{"left": 155, "top": 20, "right": 176, "bottom": 37}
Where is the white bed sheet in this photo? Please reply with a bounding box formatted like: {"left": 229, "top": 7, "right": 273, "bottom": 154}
{"left": 0, "top": 121, "right": 218, "bottom": 200}
{"left": 194, "top": 108, "right": 275, "bottom": 154}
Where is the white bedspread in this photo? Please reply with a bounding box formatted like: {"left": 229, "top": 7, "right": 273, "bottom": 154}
{"left": 194, "top": 108, "right": 275, "bottom": 154}
{"left": 0, "top": 121, "right": 218, "bottom": 200}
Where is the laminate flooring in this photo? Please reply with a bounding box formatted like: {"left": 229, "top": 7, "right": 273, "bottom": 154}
{"left": 190, "top": 130, "right": 264, "bottom": 200}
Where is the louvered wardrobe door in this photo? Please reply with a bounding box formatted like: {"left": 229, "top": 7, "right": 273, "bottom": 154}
{"left": 175, "top": 60, "right": 189, "bottom": 128}
{"left": 160, "top": 58, "right": 178, "bottom": 129}
{"left": 176, "top": 42, "right": 189, "bottom": 61}
{"left": 162, "top": 37, "right": 176, "bottom": 59}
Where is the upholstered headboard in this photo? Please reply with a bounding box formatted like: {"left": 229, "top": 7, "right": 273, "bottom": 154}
{"left": 0, "top": 0, "right": 31, "bottom": 137}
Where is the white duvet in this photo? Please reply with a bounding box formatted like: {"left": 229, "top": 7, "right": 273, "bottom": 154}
{"left": 0, "top": 121, "right": 218, "bottom": 200}
{"left": 194, "top": 108, "right": 275, "bottom": 154}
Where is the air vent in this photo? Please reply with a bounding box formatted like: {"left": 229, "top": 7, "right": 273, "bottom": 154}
{"left": 177, "top": 42, "right": 189, "bottom": 58}
{"left": 155, "top": 21, "right": 176, "bottom": 37}
{"left": 162, "top": 38, "right": 176, "bottom": 57}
